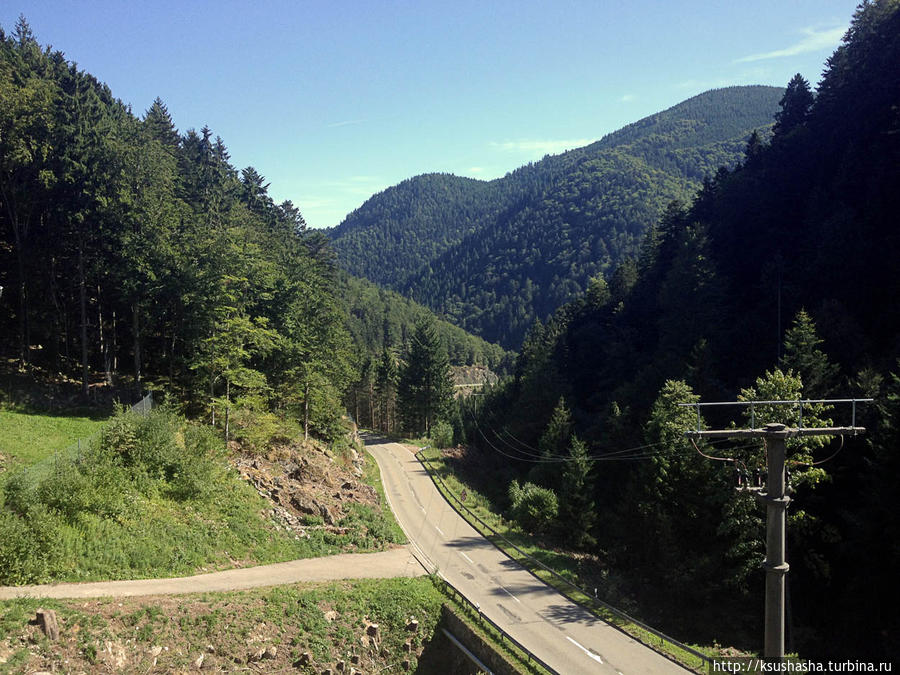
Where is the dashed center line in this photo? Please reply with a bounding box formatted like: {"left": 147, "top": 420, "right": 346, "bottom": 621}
{"left": 566, "top": 636, "right": 603, "bottom": 664}
{"left": 459, "top": 551, "right": 474, "bottom": 564}
{"left": 500, "top": 586, "right": 521, "bottom": 603}
{"left": 434, "top": 525, "right": 445, "bottom": 536}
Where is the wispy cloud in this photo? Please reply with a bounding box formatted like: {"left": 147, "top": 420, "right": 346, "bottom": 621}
{"left": 326, "top": 119, "right": 367, "bottom": 128}
{"left": 735, "top": 25, "right": 846, "bottom": 63}
{"left": 468, "top": 167, "right": 486, "bottom": 174}
{"left": 619, "top": 94, "right": 635, "bottom": 103}
{"left": 491, "top": 138, "right": 595, "bottom": 154}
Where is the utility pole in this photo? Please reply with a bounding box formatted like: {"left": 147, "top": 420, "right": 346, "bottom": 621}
{"left": 682, "top": 399, "right": 871, "bottom": 659}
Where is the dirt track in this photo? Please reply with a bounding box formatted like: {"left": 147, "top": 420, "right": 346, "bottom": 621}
{"left": 0, "top": 546, "right": 426, "bottom": 599}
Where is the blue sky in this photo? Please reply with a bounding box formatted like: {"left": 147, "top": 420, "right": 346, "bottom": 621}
{"left": 3, "top": 1, "right": 859, "bottom": 228}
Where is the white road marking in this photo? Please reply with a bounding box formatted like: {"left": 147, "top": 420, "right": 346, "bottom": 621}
{"left": 566, "top": 636, "right": 603, "bottom": 664}
{"left": 500, "top": 586, "right": 521, "bottom": 603}
{"left": 459, "top": 551, "right": 474, "bottom": 564}
{"left": 435, "top": 525, "right": 445, "bottom": 536}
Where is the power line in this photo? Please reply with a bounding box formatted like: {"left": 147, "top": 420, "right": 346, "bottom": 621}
{"left": 467, "top": 405, "right": 757, "bottom": 465}
{"left": 683, "top": 397, "right": 872, "bottom": 659}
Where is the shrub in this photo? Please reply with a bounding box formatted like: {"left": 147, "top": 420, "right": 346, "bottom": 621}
{"left": 507, "top": 479, "right": 558, "bottom": 534}
{"left": 429, "top": 420, "right": 454, "bottom": 449}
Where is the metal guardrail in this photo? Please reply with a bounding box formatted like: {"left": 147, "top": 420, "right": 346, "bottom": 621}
{"left": 434, "top": 573, "right": 558, "bottom": 675}
{"left": 417, "top": 449, "right": 711, "bottom": 671}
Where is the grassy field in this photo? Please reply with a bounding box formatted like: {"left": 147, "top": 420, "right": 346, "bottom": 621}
{"left": 418, "top": 445, "right": 727, "bottom": 672}
{"left": 0, "top": 409, "right": 106, "bottom": 468}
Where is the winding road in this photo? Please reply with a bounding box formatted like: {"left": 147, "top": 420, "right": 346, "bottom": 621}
{"left": 367, "top": 435, "right": 687, "bottom": 675}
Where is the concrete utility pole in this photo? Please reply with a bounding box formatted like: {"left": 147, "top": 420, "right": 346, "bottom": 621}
{"left": 682, "top": 399, "right": 870, "bottom": 659}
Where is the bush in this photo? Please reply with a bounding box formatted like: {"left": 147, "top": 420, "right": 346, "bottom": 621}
{"left": 430, "top": 420, "right": 454, "bottom": 449}
{"left": 507, "top": 479, "right": 558, "bottom": 534}
{"left": 230, "top": 403, "right": 289, "bottom": 454}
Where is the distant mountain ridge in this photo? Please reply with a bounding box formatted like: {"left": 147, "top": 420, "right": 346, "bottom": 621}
{"left": 329, "top": 85, "right": 783, "bottom": 347}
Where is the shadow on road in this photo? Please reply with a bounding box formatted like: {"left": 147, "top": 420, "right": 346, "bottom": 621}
{"left": 540, "top": 601, "right": 602, "bottom": 626}
{"left": 443, "top": 535, "right": 495, "bottom": 551}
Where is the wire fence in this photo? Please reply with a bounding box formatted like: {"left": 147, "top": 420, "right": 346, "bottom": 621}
{"left": 16, "top": 392, "right": 154, "bottom": 485}
{"left": 417, "top": 449, "right": 711, "bottom": 672}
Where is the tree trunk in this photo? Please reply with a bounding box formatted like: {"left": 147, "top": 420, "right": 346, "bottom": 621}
{"left": 49, "top": 256, "right": 62, "bottom": 370}
{"left": 225, "top": 378, "right": 230, "bottom": 442}
{"left": 98, "top": 284, "right": 112, "bottom": 385}
{"left": 168, "top": 329, "right": 176, "bottom": 383}
{"left": 78, "top": 238, "right": 89, "bottom": 397}
{"left": 112, "top": 310, "right": 118, "bottom": 372}
{"left": 12, "top": 219, "right": 29, "bottom": 365}
{"left": 132, "top": 301, "right": 142, "bottom": 390}
{"left": 304, "top": 377, "right": 310, "bottom": 442}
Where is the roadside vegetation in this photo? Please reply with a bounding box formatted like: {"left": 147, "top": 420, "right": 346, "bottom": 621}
{"left": 418, "top": 445, "right": 734, "bottom": 671}
{"left": 0, "top": 405, "right": 404, "bottom": 586}
{"left": 0, "top": 409, "right": 106, "bottom": 472}
{"left": 0, "top": 577, "right": 444, "bottom": 674}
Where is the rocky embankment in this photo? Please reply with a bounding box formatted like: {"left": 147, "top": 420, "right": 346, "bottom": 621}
{"left": 234, "top": 441, "right": 379, "bottom": 539}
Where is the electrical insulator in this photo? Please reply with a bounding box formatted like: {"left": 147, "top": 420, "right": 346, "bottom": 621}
{"left": 734, "top": 468, "right": 744, "bottom": 487}
{"left": 754, "top": 468, "right": 763, "bottom": 488}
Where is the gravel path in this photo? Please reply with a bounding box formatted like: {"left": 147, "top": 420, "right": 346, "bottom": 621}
{"left": 0, "top": 546, "right": 427, "bottom": 599}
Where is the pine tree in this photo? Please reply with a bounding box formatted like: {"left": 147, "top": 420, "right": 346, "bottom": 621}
{"left": 528, "top": 397, "right": 572, "bottom": 490}
{"left": 375, "top": 347, "right": 399, "bottom": 432}
{"left": 398, "top": 318, "right": 453, "bottom": 435}
{"left": 560, "top": 435, "right": 596, "bottom": 549}
{"left": 539, "top": 397, "right": 572, "bottom": 460}
{"left": 781, "top": 309, "right": 839, "bottom": 398}
{"left": 774, "top": 73, "right": 814, "bottom": 136}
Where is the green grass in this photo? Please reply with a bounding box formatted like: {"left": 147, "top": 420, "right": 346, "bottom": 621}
{"left": 0, "top": 576, "right": 554, "bottom": 675}
{"left": 0, "top": 408, "right": 407, "bottom": 586}
{"left": 0, "top": 577, "right": 447, "bottom": 674}
{"left": 0, "top": 409, "right": 106, "bottom": 467}
{"left": 418, "top": 446, "right": 719, "bottom": 672}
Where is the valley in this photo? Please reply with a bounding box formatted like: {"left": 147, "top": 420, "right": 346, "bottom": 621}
{"left": 1, "top": 1, "right": 899, "bottom": 670}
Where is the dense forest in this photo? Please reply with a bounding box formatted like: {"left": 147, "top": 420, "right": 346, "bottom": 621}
{"left": 466, "top": 0, "right": 899, "bottom": 660}
{"left": 338, "top": 271, "right": 510, "bottom": 373}
{"left": 0, "top": 18, "right": 502, "bottom": 441}
{"left": 329, "top": 86, "right": 784, "bottom": 347}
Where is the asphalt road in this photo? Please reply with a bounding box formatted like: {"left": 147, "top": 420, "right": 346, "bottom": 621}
{"left": 367, "top": 436, "right": 687, "bottom": 675}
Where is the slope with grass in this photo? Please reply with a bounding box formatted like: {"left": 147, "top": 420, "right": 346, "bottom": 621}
{"left": 0, "top": 409, "right": 105, "bottom": 470}
{"left": 0, "top": 406, "right": 404, "bottom": 586}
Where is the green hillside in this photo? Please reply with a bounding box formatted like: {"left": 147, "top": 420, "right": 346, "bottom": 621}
{"left": 470, "top": 1, "right": 900, "bottom": 660}
{"left": 329, "top": 86, "right": 783, "bottom": 347}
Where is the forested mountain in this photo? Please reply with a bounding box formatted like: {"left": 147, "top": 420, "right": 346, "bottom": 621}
{"left": 325, "top": 174, "right": 520, "bottom": 289}
{"left": 329, "top": 86, "right": 783, "bottom": 347}
{"left": 0, "top": 18, "right": 504, "bottom": 441}
{"left": 338, "top": 272, "right": 510, "bottom": 372}
{"left": 469, "top": 0, "right": 900, "bottom": 659}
